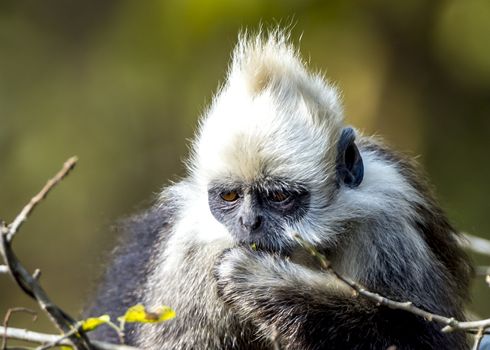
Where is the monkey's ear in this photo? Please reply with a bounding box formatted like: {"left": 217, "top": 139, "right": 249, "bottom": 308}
{"left": 336, "top": 127, "right": 364, "bottom": 188}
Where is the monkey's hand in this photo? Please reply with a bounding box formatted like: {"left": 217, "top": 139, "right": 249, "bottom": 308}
{"left": 215, "top": 246, "right": 287, "bottom": 302}
{"left": 214, "top": 246, "right": 354, "bottom": 347}
{"left": 215, "top": 245, "right": 347, "bottom": 305}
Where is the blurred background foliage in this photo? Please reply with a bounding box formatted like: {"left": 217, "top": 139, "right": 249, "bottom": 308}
{"left": 1, "top": 0, "right": 490, "bottom": 336}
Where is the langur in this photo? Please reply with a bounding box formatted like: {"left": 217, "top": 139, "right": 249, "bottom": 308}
{"left": 87, "top": 30, "right": 471, "bottom": 350}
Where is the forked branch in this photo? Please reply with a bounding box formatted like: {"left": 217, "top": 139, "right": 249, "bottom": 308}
{"left": 0, "top": 157, "right": 92, "bottom": 349}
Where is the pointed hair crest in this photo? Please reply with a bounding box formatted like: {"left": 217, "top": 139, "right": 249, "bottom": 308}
{"left": 190, "top": 30, "right": 345, "bottom": 187}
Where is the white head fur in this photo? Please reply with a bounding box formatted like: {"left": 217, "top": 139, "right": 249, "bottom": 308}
{"left": 181, "top": 30, "right": 348, "bottom": 245}
{"left": 192, "top": 31, "right": 343, "bottom": 184}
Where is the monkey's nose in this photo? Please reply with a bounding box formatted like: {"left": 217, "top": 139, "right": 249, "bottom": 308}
{"left": 239, "top": 215, "right": 262, "bottom": 232}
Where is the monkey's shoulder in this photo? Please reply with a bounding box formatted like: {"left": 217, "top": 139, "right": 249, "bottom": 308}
{"left": 84, "top": 202, "right": 175, "bottom": 343}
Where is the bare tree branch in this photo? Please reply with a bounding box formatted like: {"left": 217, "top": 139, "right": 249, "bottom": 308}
{"left": 461, "top": 233, "right": 490, "bottom": 256}
{"left": 476, "top": 266, "right": 490, "bottom": 276}
{"left": 0, "top": 157, "right": 92, "bottom": 350}
{"left": 294, "top": 234, "right": 490, "bottom": 337}
{"left": 0, "top": 326, "right": 59, "bottom": 346}
{"left": 473, "top": 328, "right": 485, "bottom": 350}
{"left": 35, "top": 325, "right": 82, "bottom": 350}
{"left": 0, "top": 326, "right": 139, "bottom": 350}
{"left": 5, "top": 156, "right": 78, "bottom": 242}
{"left": 2, "top": 307, "right": 37, "bottom": 350}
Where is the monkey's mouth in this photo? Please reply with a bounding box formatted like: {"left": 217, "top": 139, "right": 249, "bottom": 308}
{"left": 241, "top": 236, "right": 294, "bottom": 257}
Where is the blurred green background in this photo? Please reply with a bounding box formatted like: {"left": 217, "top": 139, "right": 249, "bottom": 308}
{"left": 1, "top": 0, "right": 490, "bottom": 336}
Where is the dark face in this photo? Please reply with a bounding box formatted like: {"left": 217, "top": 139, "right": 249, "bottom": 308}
{"left": 208, "top": 179, "right": 310, "bottom": 254}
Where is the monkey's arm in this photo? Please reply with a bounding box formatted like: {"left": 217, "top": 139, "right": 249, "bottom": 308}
{"left": 215, "top": 247, "right": 467, "bottom": 350}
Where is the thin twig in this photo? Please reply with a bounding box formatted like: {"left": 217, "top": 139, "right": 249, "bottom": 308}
{"left": 270, "top": 326, "right": 280, "bottom": 350}
{"left": 2, "top": 307, "right": 37, "bottom": 350}
{"left": 105, "top": 321, "right": 125, "bottom": 345}
{"left": 461, "top": 233, "right": 490, "bottom": 256}
{"left": 32, "top": 269, "right": 41, "bottom": 280}
{"left": 0, "top": 326, "right": 140, "bottom": 350}
{"left": 35, "top": 325, "right": 81, "bottom": 350}
{"left": 293, "top": 234, "right": 490, "bottom": 335}
{"left": 476, "top": 266, "right": 490, "bottom": 276}
{"left": 473, "top": 327, "right": 485, "bottom": 350}
{"left": 6, "top": 156, "right": 78, "bottom": 242}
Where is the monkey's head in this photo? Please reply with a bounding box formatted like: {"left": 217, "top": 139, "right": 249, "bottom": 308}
{"left": 188, "top": 32, "right": 364, "bottom": 254}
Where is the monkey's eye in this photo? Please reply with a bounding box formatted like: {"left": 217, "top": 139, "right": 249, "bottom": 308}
{"left": 220, "top": 191, "right": 239, "bottom": 202}
{"left": 269, "top": 191, "right": 289, "bottom": 203}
